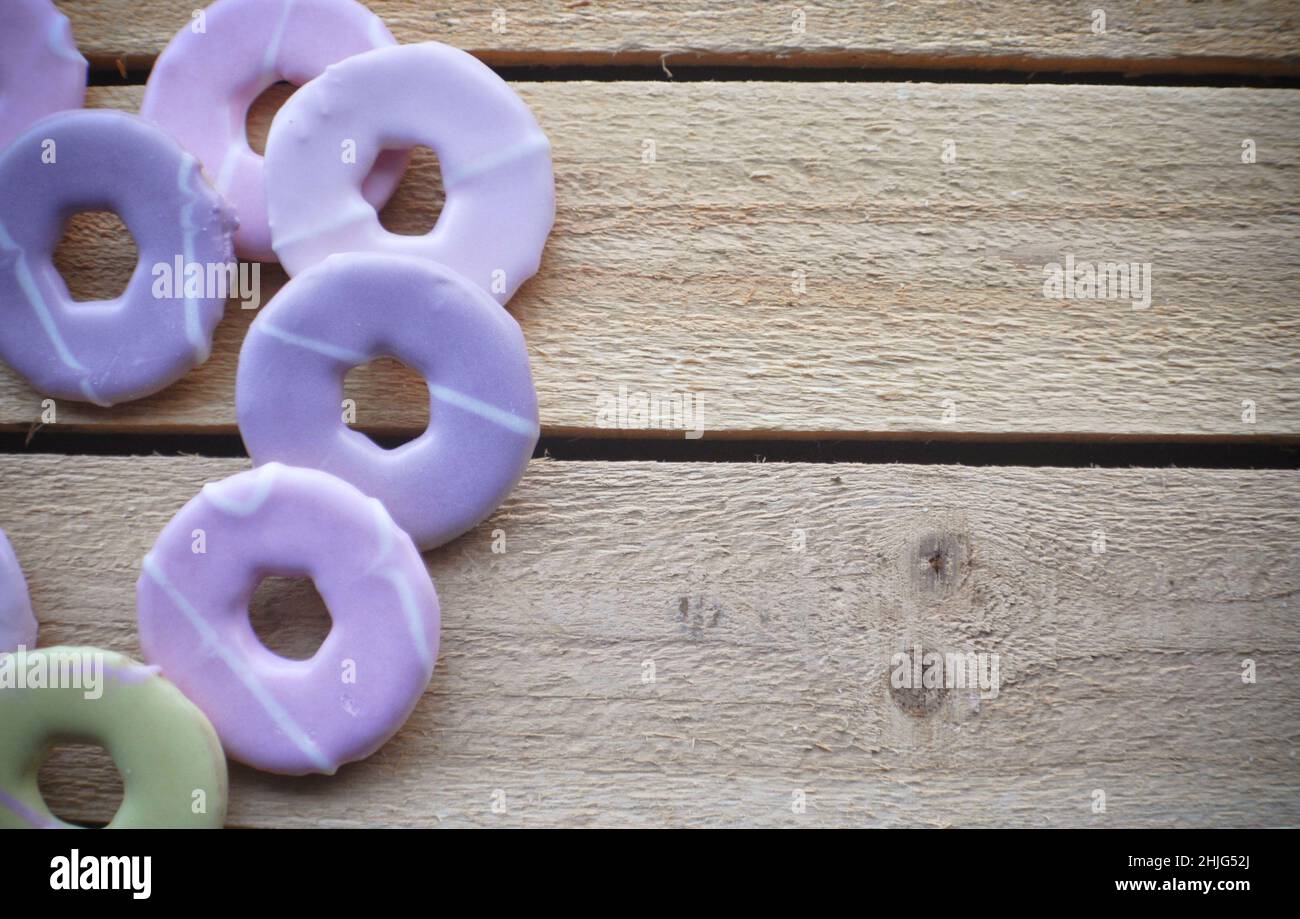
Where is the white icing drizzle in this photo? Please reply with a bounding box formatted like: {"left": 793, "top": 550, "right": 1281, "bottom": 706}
{"left": 429, "top": 383, "right": 539, "bottom": 437}
{"left": 263, "top": 0, "right": 296, "bottom": 71}
{"left": 257, "top": 320, "right": 370, "bottom": 365}
{"left": 365, "top": 499, "right": 433, "bottom": 668}
{"left": 141, "top": 553, "right": 336, "bottom": 774}
{"left": 176, "top": 155, "right": 211, "bottom": 363}
{"left": 214, "top": 145, "right": 240, "bottom": 192}
{"left": 271, "top": 204, "right": 374, "bottom": 256}
{"left": 0, "top": 217, "right": 106, "bottom": 406}
{"left": 441, "top": 133, "right": 551, "bottom": 189}
{"left": 377, "top": 567, "right": 433, "bottom": 670}
{"left": 202, "top": 463, "right": 277, "bottom": 516}
{"left": 367, "top": 498, "right": 395, "bottom": 561}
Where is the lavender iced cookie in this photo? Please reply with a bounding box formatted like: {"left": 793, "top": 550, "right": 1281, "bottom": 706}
{"left": 137, "top": 463, "right": 440, "bottom": 775}
{"left": 0, "top": 529, "right": 36, "bottom": 653}
{"left": 236, "top": 253, "right": 539, "bottom": 550}
{"left": 0, "top": 110, "right": 237, "bottom": 406}
{"left": 142, "top": 0, "right": 407, "bottom": 260}
{"left": 264, "top": 41, "right": 554, "bottom": 304}
{"left": 0, "top": 0, "right": 87, "bottom": 152}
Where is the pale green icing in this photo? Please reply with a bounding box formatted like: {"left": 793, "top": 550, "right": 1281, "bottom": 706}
{"left": 0, "top": 646, "right": 227, "bottom": 829}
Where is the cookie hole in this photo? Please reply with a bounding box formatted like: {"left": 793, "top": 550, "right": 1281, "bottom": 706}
{"left": 378, "top": 145, "right": 445, "bottom": 236}
{"left": 343, "top": 357, "right": 430, "bottom": 449}
{"left": 38, "top": 741, "right": 125, "bottom": 828}
{"left": 245, "top": 81, "right": 295, "bottom": 156}
{"left": 53, "top": 210, "right": 138, "bottom": 303}
{"left": 249, "top": 575, "right": 333, "bottom": 661}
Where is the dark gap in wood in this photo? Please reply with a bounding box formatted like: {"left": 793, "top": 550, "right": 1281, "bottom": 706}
{"left": 87, "top": 56, "right": 1300, "bottom": 89}
{"left": 2, "top": 429, "right": 1296, "bottom": 469}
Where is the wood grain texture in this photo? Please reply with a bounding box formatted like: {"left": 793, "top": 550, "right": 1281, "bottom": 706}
{"left": 5, "top": 82, "right": 1294, "bottom": 439}
{"left": 6, "top": 455, "right": 1298, "bottom": 827}
{"left": 2, "top": 82, "right": 1297, "bottom": 438}
{"left": 55, "top": 0, "right": 1300, "bottom": 75}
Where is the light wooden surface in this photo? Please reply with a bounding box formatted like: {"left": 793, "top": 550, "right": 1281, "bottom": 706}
{"left": 8, "top": 1, "right": 1298, "bottom": 829}
{"left": 56, "top": 1, "right": 1300, "bottom": 75}
{"left": 7, "top": 455, "right": 1298, "bottom": 827}
{"left": 3, "top": 82, "right": 1297, "bottom": 438}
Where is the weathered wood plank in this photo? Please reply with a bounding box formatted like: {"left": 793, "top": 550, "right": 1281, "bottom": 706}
{"left": 3, "top": 83, "right": 1299, "bottom": 438}
{"left": 55, "top": 0, "right": 1300, "bottom": 75}
{"left": 6, "top": 455, "right": 1298, "bottom": 827}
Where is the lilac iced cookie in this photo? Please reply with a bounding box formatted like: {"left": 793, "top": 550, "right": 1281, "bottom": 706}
{"left": 264, "top": 41, "right": 554, "bottom": 304}
{"left": 0, "top": 0, "right": 87, "bottom": 152}
{"left": 236, "top": 253, "right": 539, "bottom": 550}
{"left": 0, "top": 110, "right": 237, "bottom": 406}
{"left": 0, "top": 529, "right": 36, "bottom": 653}
{"left": 137, "top": 463, "right": 439, "bottom": 776}
{"left": 141, "top": 0, "right": 408, "bottom": 261}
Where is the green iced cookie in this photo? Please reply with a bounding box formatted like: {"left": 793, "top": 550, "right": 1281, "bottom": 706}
{"left": 0, "top": 646, "right": 227, "bottom": 828}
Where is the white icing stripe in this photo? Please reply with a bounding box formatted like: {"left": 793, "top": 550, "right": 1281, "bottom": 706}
{"left": 369, "top": 499, "right": 394, "bottom": 562}
{"left": 364, "top": 500, "right": 433, "bottom": 667}
{"left": 176, "top": 155, "right": 207, "bottom": 362}
{"left": 78, "top": 378, "right": 107, "bottom": 406}
{"left": 264, "top": 0, "right": 295, "bottom": 70}
{"left": 202, "top": 463, "right": 277, "bottom": 516}
{"left": 141, "top": 554, "right": 335, "bottom": 774}
{"left": 0, "top": 218, "right": 107, "bottom": 405}
{"left": 430, "top": 383, "right": 539, "bottom": 437}
{"left": 441, "top": 134, "right": 551, "bottom": 189}
{"left": 378, "top": 567, "right": 433, "bottom": 669}
{"left": 271, "top": 204, "right": 373, "bottom": 255}
{"left": 364, "top": 504, "right": 434, "bottom": 670}
{"left": 258, "top": 321, "right": 369, "bottom": 365}
{"left": 214, "top": 146, "right": 240, "bottom": 193}
{"left": 368, "top": 15, "right": 389, "bottom": 48}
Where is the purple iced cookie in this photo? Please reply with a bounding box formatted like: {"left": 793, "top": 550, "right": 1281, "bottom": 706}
{"left": 236, "top": 253, "right": 539, "bottom": 550}
{"left": 0, "top": 0, "right": 87, "bottom": 152}
{"left": 264, "top": 41, "right": 554, "bottom": 304}
{"left": 0, "top": 529, "right": 36, "bottom": 654}
{"left": 141, "top": 0, "right": 407, "bottom": 261}
{"left": 0, "top": 110, "right": 237, "bottom": 406}
{"left": 137, "top": 463, "right": 439, "bottom": 776}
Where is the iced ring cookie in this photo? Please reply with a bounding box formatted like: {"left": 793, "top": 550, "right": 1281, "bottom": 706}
{"left": 0, "top": 529, "right": 36, "bottom": 653}
{"left": 0, "top": 110, "right": 237, "bottom": 406}
{"left": 137, "top": 463, "right": 440, "bottom": 775}
{"left": 0, "top": 646, "right": 228, "bottom": 829}
{"left": 141, "top": 0, "right": 407, "bottom": 260}
{"left": 0, "top": 0, "right": 87, "bottom": 152}
{"left": 236, "top": 254, "right": 539, "bottom": 550}
{"left": 264, "top": 41, "right": 554, "bottom": 304}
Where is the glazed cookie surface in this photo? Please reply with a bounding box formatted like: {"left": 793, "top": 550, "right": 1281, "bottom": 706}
{"left": 141, "top": 0, "right": 407, "bottom": 260}
{"left": 137, "top": 463, "right": 440, "bottom": 775}
{"left": 0, "top": 0, "right": 87, "bottom": 152}
{"left": 0, "top": 646, "right": 228, "bottom": 829}
{"left": 236, "top": 253, "right": 540, "bottom": 550}
{"left": 0, "top": 529, "right": 36, "bottom": 653}
{"left": 0, "top": 110, "right": 237, "bottom": 406}
{"left": 264, "top": 41, "right": 554, "bottom": 304}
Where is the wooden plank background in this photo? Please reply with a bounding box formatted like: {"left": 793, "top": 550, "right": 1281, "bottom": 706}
{"left": 3, "top": 1, "right": 1297, "bottom": 828}
{"left": 9, "top": 456, "right": 1299, "bottom": 827}
{"left": 2, "top": 82, "right": 1297, "bottom": 438}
